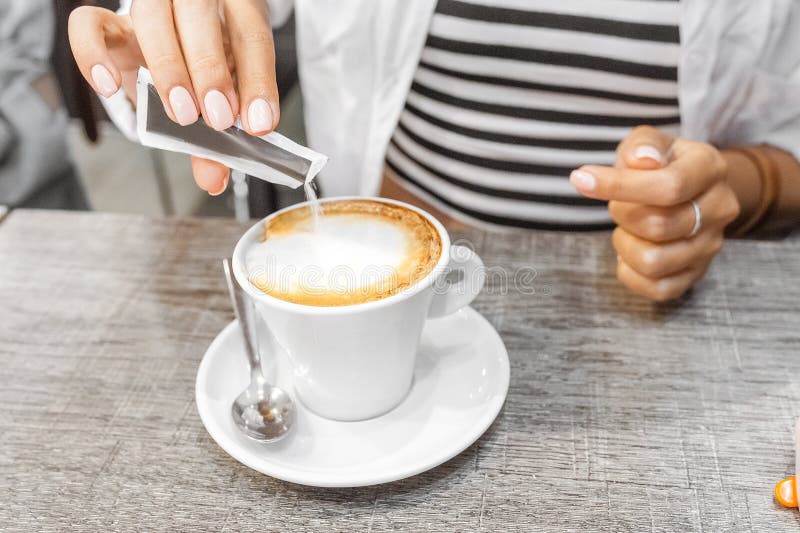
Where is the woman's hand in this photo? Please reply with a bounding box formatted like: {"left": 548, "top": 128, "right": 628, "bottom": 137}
{"left": 570, "top": 126, "right": 741, "bottom": 301}
{"left": 68, "top": 0, "right": 279, "bottom": 195}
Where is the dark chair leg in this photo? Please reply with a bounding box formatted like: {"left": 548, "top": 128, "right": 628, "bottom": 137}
{"left": 247, "top": 178, "right": 278, "bottom": 220}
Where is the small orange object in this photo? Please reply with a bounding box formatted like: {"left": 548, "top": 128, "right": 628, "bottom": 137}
{"left": 775, "top": 477, "right": 797, "bottom": 507}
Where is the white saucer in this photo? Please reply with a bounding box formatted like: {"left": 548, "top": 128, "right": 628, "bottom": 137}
{"left": 195, "top": 307, "right": 509, "bottom": 487}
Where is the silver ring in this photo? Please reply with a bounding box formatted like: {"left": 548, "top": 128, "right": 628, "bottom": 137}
{"left": 689, "top": 200, "right": 702, "bottom": 237}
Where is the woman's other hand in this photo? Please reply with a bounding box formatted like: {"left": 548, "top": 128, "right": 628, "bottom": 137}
{"left": 68, "top": 0, "right": 279, "bottom": 195}
{"left": 569, "top": 126, "right": 740, "bottom": 302}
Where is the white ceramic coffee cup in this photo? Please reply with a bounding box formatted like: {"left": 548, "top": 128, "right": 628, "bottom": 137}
{"left": 232, "top": 196, "right": 485, "bottom": 421}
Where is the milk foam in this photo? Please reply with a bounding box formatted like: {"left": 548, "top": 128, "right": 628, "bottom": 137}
{"left": 245, "top": 200, "right": 442, "bottom": 306}
{"left": 247, "top": 215, "right": 408, "bottom": 294}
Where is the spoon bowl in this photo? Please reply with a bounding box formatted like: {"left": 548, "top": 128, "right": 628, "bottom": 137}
{"left": 232, "top": 377, "right": 295, "bottom": 441}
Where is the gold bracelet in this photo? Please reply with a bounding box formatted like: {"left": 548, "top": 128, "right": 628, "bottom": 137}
{"left": 728, "top": 146, "right": 780, "bottom": 237}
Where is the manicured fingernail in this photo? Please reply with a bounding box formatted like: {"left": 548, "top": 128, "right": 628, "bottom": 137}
{"left": 269, "top": 101, "right": 280, "bottom": 126}
{"left": 570, "top": 170, "right": 596, "bottom": 192}
{"left": 634, "top": 145, "right": 664, "bottom": 164}
{"left": 168, "top": 86, "right": 198, "bottom": 126}
{"left": 203, "top": 90, "right": 234, "bottom": 130}
{"left": 247, "top": 98, "right": 274, "bottom": 133}
{"left": 91, "top": 64, "right": 117, "bottom": 97}
{"left": 209, "top": 175, "right": 229, "bottom": 196}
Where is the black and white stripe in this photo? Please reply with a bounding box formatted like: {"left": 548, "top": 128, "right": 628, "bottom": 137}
{"left": 386, "top": 0, "right": 681, "bottom": 230}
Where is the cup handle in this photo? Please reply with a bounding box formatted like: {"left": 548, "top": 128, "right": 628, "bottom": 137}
{"left": 428, "top": 245, "right": 486, "bottom": 319}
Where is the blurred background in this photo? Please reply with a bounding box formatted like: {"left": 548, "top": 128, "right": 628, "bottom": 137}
{"left": 0, "top": 0, "right": 305, "bottom": 221}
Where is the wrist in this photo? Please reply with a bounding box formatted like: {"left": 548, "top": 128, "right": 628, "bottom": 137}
{"left": 724, "top": 146, "right": 783, "bottom": 237}
{"left": 720, "top": 149, "right": 762, "bottom": 233}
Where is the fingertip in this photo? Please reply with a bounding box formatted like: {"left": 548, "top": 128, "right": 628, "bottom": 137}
{"left": 620, "top": 126, "right": 673, "bottom": 168}
{"left": 634, "top": 145, "right": 665, "bottom": 163}
{"left": 569, "top": 168, "right": 597, "bottom": 193}
{"left": 625, "top": 155, "right": 660, "bottom": 170}
{"left": 203, "top": 90, "right": 235, "bottom": 131}
{"left": 245, "top": 97, "right": 276, "bottom": 135}
{"left": 168, "top": 86, "right": 199, "bottom": 126}
{"left": 192, "top": 159, "right": 229, "bottom": 193}
{"left": 91, "top": 64, "right": 119, "bottom": 98}
{"left": 623, "top": 144, "right": 665, "bottom": 170}
{"left": 269, "top": 100, "right": 280, "bottom": 129}
{"left": 208, "top": 175, "right": 229, "bottom": 196}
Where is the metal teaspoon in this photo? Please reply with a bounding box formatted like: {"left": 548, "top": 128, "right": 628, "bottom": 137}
{"left": 222, "top": 258, "right": 295, "bottom": 441}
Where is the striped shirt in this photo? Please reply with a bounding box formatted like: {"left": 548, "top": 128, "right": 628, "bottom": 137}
{"left": 385, "top": 0, "right": 681, "bottom": 230}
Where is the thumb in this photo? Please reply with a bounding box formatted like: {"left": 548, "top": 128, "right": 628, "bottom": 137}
{"left": 616, "top": 126, "right": 674, "bottom": 171}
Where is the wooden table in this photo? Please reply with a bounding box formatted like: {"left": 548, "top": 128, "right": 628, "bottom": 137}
{"left": 1, "top": 208, "right": 799, "bottom": 532}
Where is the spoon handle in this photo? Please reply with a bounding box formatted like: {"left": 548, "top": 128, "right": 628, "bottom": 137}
{"left": 222, "top": 258, "right": 261, "bottom": 377}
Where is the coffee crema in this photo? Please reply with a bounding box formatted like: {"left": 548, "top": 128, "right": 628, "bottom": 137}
{"left": 245, "top": 199, "right": 442, "bottom": 306}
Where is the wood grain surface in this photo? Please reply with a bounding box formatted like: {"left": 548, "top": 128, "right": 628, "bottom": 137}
{"left": 1, "top": 208, "right": 799, "bottom": 532}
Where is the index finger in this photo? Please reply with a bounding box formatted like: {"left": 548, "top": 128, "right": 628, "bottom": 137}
{"left": 130, "top": 0, "right": 199, "bottom": 125}
{"left": 570, "top": 139, "right": 726, "bottom": 206}
{"left": 173, "top": 0, "right": 238, "bottom": 131}
{"left": 224, "top": 0, "right": 280, "bottom": 135}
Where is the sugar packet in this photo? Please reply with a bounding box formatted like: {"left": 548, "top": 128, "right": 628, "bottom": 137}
{"left": 135, "top": 68, "right": 327, "bottom": 188}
